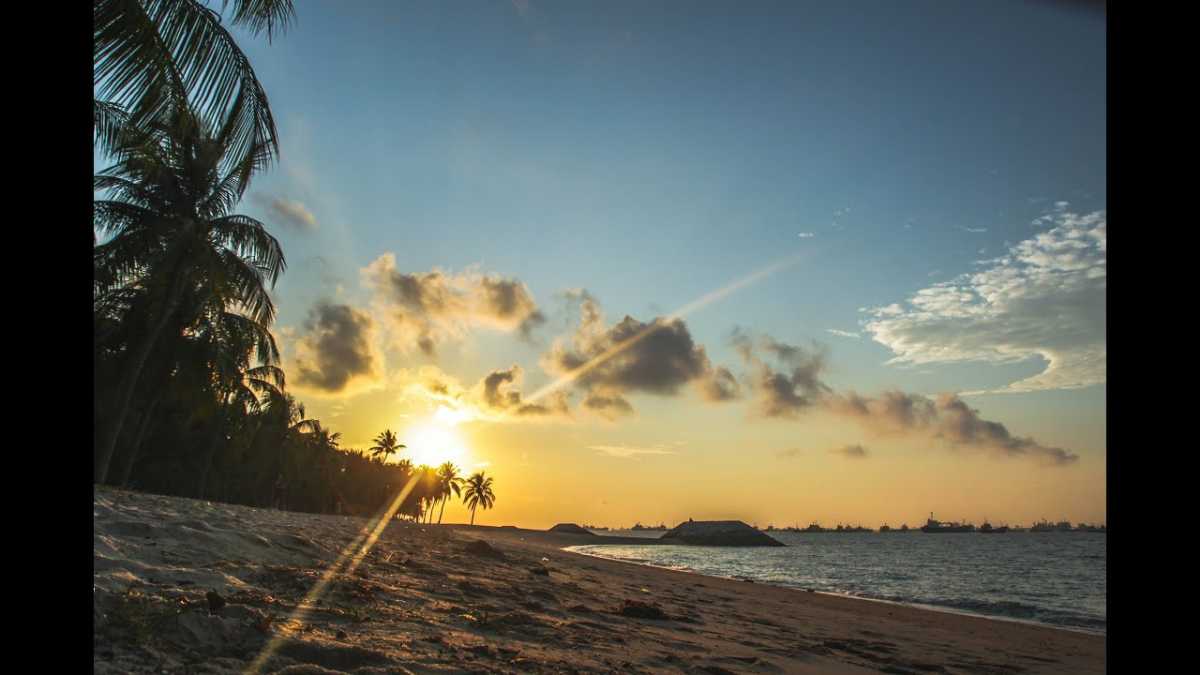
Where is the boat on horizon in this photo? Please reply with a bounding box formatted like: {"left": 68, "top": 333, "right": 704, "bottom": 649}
{"left": 920, "top": 512, "right": 975, "bottom": 533}
{"left": 1031, "top": 519, "right": 1074, "bottom": 532}
{"left": 979, "top": 520, "right": 1009, "bottom": 534}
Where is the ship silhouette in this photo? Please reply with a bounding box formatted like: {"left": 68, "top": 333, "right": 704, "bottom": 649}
{"left": 920, "top": 512, "right": 975, "bottom": 533}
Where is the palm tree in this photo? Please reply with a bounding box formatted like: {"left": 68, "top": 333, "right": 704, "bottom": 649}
{"left": 461, "top": 472, "right": 496, "bottom": 526}
{"left": 94, "top": 0, "right": 296, "bottom": 170}
{"left": 369, "top": 429, "right": 405, "bottom": 464}
{"left": 435, "top": 462, "right": 464, "bottom": 525}
{"left": 93, "top": 104, "right": 286, "bottom": 484}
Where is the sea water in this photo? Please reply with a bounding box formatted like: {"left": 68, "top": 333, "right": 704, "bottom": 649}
{"left": 567, "top": 531, "right": 1105, "bottom": 634}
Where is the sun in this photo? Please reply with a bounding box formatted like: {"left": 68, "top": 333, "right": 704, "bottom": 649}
{"left": 404, "top": 417, "right": 469, "bottom": 467}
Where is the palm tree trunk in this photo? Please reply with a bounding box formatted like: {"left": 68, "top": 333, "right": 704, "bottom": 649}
{"left": 95, "top": 260, "right": 190, "bottom": 484}
{"left": 470, "top": 505, "right": 476, "bottom": 526}
{"left": 438, "top": 495, "right": 448, "bottom": 524}
{"left": 118, "top": 398, "right": 160, "bottom": 488}
{"left": 197, "top": 411, "right": 227, "bottom": 500}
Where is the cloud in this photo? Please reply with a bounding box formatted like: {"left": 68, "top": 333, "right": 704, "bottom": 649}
{"left": 831, "top": 444, "right": 869, "bottom": 459}
{"left": 734, "top": 331, "right": 1077, "bottom": 465}
{"left": 776, "top": 447, "right": 803, "bottom": 459}
{"left": 957, "top": 226, "right": 987, "bottom": 233}
{"left": 864, "top": 207, "right": 1105, "bottom": 393}
{"left": 697, "top": 366, "right": 741, "bottom": 402}
{"left": 361, "top": 254, "right": 546, "bottom": 355}
{"left": 582, "top": 392, "right": 635, "bottom": 420}
{"left": 254, "top": 194, "right": 318, "bottom": 232}
{"left": 827, "top": 390, "right": 1078, "bottom": 465}
{"left": 731, "top": 330, "right": 831, "bottom": 418}
{"left": 290, "top": 301, "right": 384, "bottom": 396}
{"left": 798, "top": 232, "right": 816, "bottom": 238}
{"left": 589, "top": 444, "right": 677, "bottom": 458}
{"left": 478, "top": 365, "right": 571, "bottom": 418}
{"left": 541, "top": 293, "right": 739, "bottom": 414}
{"left": 826, "top": 329, "right": 861, "bottom": 339}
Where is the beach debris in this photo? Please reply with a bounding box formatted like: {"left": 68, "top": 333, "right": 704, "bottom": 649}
{"left": 620, "top": 599, "right": 670, "bottom": 620}
{"left": 462, "top": 540, "right": 506, "bottom": 560}
{"left": 205, "top": 590, "right": 226, "bottom": 614}
{"left": 457, "top": 580, "right": 486, "bottom": 596}
{"left": 529, "top": 566, "right": 550, "bottom": 576}
{"left": 254, "top": 614, "right": 274, "bottom": 634}
{"left": 336, "top": 630, "right": 347, "bottom": 640}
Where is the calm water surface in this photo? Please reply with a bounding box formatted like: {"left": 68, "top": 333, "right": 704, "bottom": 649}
{"left": 568, "top": 531, "right": 1106, "bottom": 634}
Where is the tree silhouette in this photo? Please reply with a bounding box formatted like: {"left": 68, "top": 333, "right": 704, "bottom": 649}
{"left": 462, "top": 472, "right": 496, "bottom": 526}
{"left": 435, "top": 462, "right": 463, "bottom": 524}
{"left": 369, "top": 429, "right": 405, "bottom": 464}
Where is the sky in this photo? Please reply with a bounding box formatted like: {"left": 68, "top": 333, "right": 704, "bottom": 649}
{"left": 148, "top": 1, "right": 1107, "bottom": 528}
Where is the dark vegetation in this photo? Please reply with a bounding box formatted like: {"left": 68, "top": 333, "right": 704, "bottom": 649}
{"left": 92, "top": 0, "right": 495, "bottom": 522}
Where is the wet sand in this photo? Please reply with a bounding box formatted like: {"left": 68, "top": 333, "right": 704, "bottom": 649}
{"left": 93, "top": 487, "right": 1104, "bottom": 673}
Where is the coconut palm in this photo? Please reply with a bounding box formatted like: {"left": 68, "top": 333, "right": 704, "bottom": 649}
{"left": 461, "top": 472, "right": 496, "bottom": 526}
{"left": 93, "top": 103, "right": 286, "bottom": 484}
{"left": 94, "top": 0, "right": 296, "bottom": 169}
{"left": 435, "top": 462, "right": 464, "bottom": 524}
{"left": 369, "top": 429, "right": 405, "bottom": 464}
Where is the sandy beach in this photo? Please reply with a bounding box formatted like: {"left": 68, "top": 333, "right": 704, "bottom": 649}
{"left": 93, "top": 487, "right": 1105, "bottom": 674}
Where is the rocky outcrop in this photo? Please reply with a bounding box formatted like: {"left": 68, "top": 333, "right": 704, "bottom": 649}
{"left": 548, "top": 523, "right": 595, "bottom": 535}
{"left": 660, "top": 520, "right": 785, "bottom": 547}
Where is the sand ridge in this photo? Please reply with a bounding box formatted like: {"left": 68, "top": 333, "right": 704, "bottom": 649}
{"left": 93, "top": 487, "right": 1103, "bottom": 674}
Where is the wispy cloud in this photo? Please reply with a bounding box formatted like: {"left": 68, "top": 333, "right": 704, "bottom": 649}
{"left": 957, "top": 225, "right": 987, "bottom": 234}
{"left": 830, "top": 444, "right": 869, "bottom": 459}
{"left": 864, "top": 207, "right": 1105, "bottom": 394}
{"left": 589, "top": 444, "right": 678, "bottom": 458}
{"left": 253, "top": 194, "right": 318, "bottom": 232}
{"left": 826, "top": 329, "right": 861, "bottom": 339}
{"left": 798, "top": 232, "right": 816, "bottom": 238}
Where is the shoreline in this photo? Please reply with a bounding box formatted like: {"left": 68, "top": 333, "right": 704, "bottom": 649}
{"left": 563, "top": 543, "right": 1106, "bottom": 637}
{"left": 95, "top": 488, "right": 1105, "bottom": 674}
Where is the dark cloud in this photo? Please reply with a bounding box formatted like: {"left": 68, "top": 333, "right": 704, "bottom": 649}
{"left": 542, "top": 293, "right": 739, "bottom": 413}
{"left": 828, "top": 390, "right": 1078, "bottom": 465}
{"left": 292, "top": 301, "right": 380, "bottom": 395}
{"left": 732, "top": 330, "right": 832, "bottom": 418}
{"left": 698, "top": 366, "right": 741, "bottom": 402}
{"left": 582, "top": 391, "right": 635, "bottom": 420}
{"left": 477, "top": 366, "right": 570, "bottom": 418}
{"left": 735, "top": 330, "right": 1077, "bottom": 466}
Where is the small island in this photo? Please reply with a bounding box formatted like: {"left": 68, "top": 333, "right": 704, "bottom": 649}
{"left": 660, "top": 520, "right": 786, "bottom": 547}
{"left": 548, "top": 523, "right": 596, "bottom": 535}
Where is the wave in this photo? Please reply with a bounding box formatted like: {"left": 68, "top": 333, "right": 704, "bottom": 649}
{"left": 563, "top": 544, "right": 1106, "bottom": 635}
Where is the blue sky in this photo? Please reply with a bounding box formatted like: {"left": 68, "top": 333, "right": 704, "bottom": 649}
{"left": 243, "top": 3, "right": 1102, "bottom": 375}
{"left": 96, "top": 1, "right": 1108, "bottom": 524}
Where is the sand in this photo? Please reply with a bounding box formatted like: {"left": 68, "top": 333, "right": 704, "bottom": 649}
{"left": 93, "top": 486, "right": 1105, "bottom": 674}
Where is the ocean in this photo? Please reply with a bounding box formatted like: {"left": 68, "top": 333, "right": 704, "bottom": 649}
{"left": 567, "top": 530, "right": 1106, "bottom": 634}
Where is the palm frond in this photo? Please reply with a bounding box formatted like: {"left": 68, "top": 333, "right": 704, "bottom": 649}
{"left": 94, "top": 0, "right": 280, "bottom": 171}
